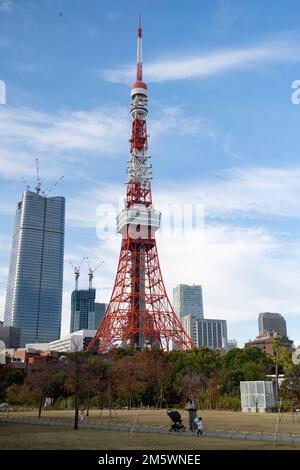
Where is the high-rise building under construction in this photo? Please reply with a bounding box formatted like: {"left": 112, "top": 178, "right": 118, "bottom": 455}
{"left": 4, "top": 189, "right": 65, "bottom": 346}
{"left": 70, "top": 287, "right": 106, "bottom": 333}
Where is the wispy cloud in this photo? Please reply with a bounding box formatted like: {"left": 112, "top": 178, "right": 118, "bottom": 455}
{"left": 66, "top": 164, "right": 300, "bottom": 232}
{"left": 0, "top": 104, "right": 211, "bottom": 181}
{"left": 0, "top": 106, "right": 130, "bottom": 180}
{"left": 102, "top": 40, "right": 300, "bottom": 83}
{"left": 59, "top": 219, "right": 300, "bottom": 337}
{"left": 159, "top": 166, "right": 300, "bottom": 220}
{"left": 0, "top": 106, "right": 129, "bottom": 155}
{"left": 107, "top": 11, "right": 122, "bottom": 21}
{"left": 150, "top": 105, "right": 215, "bottom": 139}
{"left": 0, "top": 1, "right": 15, "bottom": 13}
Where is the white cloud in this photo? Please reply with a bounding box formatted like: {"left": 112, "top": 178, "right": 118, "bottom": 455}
{"left": 150, "top": 105, "right": 215, "bottom": 139}
{"left": 107, "top": 11, "right": 122, "bottom": 21}
{"left": 0, "top": 1, "right": 15, "bottom": 13}
{"left": 0, "top": 106, "right": 129, "bottom": 155}
{"left": 0, "top": 106, "right": 130, "bottom": 181}
{"left": 102, "top": 40, "right": 300, "bottom": 83}
{"left": 61, "top": 170, "right": 300, "bottom": 342}
{"left": 157, "top": 224, "right": 300, "bottom": 324}
{"left": 0, "top": 104, "right": 211, "bottom": 182}
{"left": 57, "top": 222, "right": 300, "bottom": 342}
{"left": 2, "top": 173, "right": 300, "bottom": 344}
{"left": 156, "top": 166, "right": 300, "bottom": 220}
{"left": 67, "top": 165, "right": 300, "bottom": 230}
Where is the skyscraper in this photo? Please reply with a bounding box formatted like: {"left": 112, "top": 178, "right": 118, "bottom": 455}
{"left": 183, "top": 315, "right": 228, "bottom": 350}
{"left": 197, "top": 318, "right": 228, "bottom": 349}
{"left": 173, "top": 284, "right": 204, "bottom": 320}
{"left": 4, "top": 190, "right": 65, "bottom": 346}
{"left": 70, "top": 288, "right": 106, "bottom": 333}
{"left": 94, "top": 302, "right": 106, "bottom": 330}
{"left": 258, "top": 312, "right": 287, "bottom": 337}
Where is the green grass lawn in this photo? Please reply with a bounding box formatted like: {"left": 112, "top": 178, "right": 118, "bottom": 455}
{"left": 8, "top": 408, "right": 300, "bottom": 436}
{"left": 0, "top": 424, "right": 297, "bottom": 450}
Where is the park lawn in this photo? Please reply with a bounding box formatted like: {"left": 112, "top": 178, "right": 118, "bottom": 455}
{"left": 0, "top": 424, "right": 297, "bottom": 450}
{"left": 8, "top": 409, "right": 300, "bottom": 436}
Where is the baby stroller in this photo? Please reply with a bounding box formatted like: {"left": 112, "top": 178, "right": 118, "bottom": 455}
{"left": 167, "top": 409, "right": 186, "bottom": 432}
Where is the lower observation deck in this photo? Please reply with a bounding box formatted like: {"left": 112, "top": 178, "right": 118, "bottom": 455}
{"left": 117, "top": 204, "right": 161, "bottom": 236}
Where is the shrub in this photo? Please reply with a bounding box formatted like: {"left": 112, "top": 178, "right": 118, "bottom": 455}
{"left": 215, "top": 395, "right": 241, "bottom": 411}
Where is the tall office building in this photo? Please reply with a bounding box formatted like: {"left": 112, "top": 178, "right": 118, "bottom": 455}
{"left": 183, "top": 315, "right": 228, "bottom": 350}
{"left": 70, "top": 288, "right": 106, "bottom": 333}
{"left": 197, "top": 318, "right": 228, "bottom": 349}
{"left": 173, "top": 284, "right": 204, "bottom": 320}
{"left": 4, "top": 190, "right": 65, "bottom": 346}
{"left": 0, "top": 325, "right": 21, "bottom": 348}
{"left": 94, "top": 302, "right": 106, "bottom": 330}
{"left": 258, "top": 312, "right": 287, "bottom": 337}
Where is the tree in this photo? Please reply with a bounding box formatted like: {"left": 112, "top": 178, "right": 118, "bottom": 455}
{"left": 113, "top": 354, "right": 146, "bottom": 408}
{"left": 80, "top": 355, "right": 112, "bottom": 416}
{"left": 24, "top": 361, "right": 64, "bottom": 417}
{"left": 0, "top": 365, "right": 25, "bottom": 401}
{"left": 5, "top": 383, "right": 23, "bottom": 406}
{"left": 191, "top": 347, "right": 221, "bottom": 378}
{"left": 206, "top": 378, "right": 220, "bottom": 407}
{"left": 60, "top": 350, "right": 85, "bottom": 430}
{"left": 220, "top": 347, "right": 273, "bottom": 397}
{"left": 173, "top": 369, "right": 207, "bottom": 404}
{"left": 281, "top": 366, "right": 300, "bottom": 403}
{"left": 138, "top": 350, "right": 170, "bottom": 407}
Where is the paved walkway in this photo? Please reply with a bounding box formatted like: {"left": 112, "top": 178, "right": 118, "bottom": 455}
{"left": 1, "top": 416, "right": 300, "bottom": 445}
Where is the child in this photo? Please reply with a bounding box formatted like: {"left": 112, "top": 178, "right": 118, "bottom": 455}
{"left": 195, "top": 416, "right": 203, "bottom": 436}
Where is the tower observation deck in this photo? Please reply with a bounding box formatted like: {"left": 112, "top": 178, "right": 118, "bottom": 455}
{"left": 87, "top": 19, "right": 194, "bottom": 352}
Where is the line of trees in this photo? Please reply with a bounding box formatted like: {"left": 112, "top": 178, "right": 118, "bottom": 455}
{"left": 1, "top": 345, "right": 300, "bottom": 428}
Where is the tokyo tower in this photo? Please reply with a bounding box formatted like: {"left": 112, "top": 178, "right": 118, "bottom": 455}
{"left": 87, "top": 19, "right": 194, "bottom": 353}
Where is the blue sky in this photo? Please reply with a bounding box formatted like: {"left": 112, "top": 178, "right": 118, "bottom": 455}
{"left": 1, "top": 0, "right": 300, "bottom": 347}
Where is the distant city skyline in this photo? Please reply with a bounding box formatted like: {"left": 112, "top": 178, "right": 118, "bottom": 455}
{"left": 1, "top": 1, "right": 300, "bottom": 347}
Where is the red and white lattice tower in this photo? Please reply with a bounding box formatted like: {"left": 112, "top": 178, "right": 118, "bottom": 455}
{"left": 87, "top": 19, "right": 194, "bottom": 353}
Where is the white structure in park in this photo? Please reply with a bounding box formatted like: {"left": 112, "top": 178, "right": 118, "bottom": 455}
{"left": 240, "top": 381, "right": 277, "bottom": 413}
{"left": 26, "top": 329, "right": 96, "bottom": 353}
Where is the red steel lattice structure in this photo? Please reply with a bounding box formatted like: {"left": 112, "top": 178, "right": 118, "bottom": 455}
{"left": 87, "top": 20, "right": 194, "bottom": 353}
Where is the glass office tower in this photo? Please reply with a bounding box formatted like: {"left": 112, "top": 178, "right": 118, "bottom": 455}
{"left": 4, "top": 190, "right": 65, "bottom": 346}
{"left": 173, "top": 284, "right": 204, "bottom": 320}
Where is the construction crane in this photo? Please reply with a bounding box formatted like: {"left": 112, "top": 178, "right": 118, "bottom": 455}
{"left": 43, "top": 176, "right": 64, "bottom": 197}
{"left": 22, "top": 159, "right": 64, "bottom": 197}
{"left": 69, "top": 257, "right": 86, "bottom": 290}
{"left": 86, "top": 257, "right": 105, "bottom": 289}
{"left": 21, "top": 177, "right": 30, "bottom": 191}
{"left": 35, "top": 158, "right": 42, "bottom": 194}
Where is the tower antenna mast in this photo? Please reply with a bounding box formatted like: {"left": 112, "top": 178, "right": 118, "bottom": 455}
{"left": 87, "top": 19, "right": 194, "bottom": 353}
